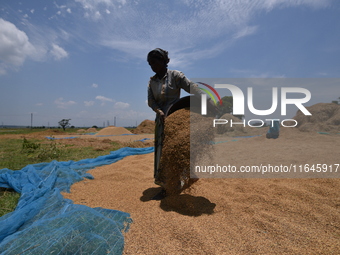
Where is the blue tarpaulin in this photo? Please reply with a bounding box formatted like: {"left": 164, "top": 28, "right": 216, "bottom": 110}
{"left": 0, "top": 147, "right": 154, "bottom": 255}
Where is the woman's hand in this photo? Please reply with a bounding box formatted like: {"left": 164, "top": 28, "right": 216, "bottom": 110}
{"left": 159, "top": 111, "right": 165, "bottom": 124}
{"left": 157, "top": 109, "right": 165, "bottom": 123}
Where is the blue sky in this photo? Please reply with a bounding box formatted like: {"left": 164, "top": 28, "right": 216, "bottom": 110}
{"left": 0, "top": 0, "right": 339, "bottom": 127}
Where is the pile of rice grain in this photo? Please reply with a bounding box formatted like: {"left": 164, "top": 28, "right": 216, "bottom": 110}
{"left": 293, "top": 103, "right": 340, "bottom": 133}
{"left": 132, "top": 120, "right": 155, "bottom": 134}
{"left": 160, "top": 108, "right": 214, "bottom": 195}
{"left": 86, "top": 127, "right": 97, "bottom": 133}
{"left": 96, "top": 126, "right": 132, "bottom": 136}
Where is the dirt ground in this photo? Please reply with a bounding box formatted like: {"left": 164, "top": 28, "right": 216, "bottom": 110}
{"left": 62, "top": 127, "right": 340, "bottom": 255}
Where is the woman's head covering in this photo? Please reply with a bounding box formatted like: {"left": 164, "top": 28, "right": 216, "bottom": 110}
{"left": 147, "top": 48, "right": 170, "bottom": 65}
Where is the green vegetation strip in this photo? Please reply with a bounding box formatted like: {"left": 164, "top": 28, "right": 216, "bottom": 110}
{"left": 0, "top": 129, "right": 123, "bottom": 217}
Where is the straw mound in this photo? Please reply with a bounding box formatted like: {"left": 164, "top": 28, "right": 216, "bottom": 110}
{"left": 86, "top": 128, "right": 97, "bottom": 133}
{"left": 293, "top": 103, "right": 340, "bottom": 133}
{"left": 161, "top": 108, "right": 214, "bottom": 195}
{"left": 77, "top": 129, "right": 86, "bottom": 133}
{"left": 96, "top": 126, "right": 132, "bottom": 136}
{"left": 132, "top": 120, "right": 155, "bottom": 134}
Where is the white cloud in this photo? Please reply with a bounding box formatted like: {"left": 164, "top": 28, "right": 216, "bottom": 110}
{"left": 0, "top": 18, "right": 70, "bottom": 74}
{"left": 261, "top": 0, "right": 332, "bottom": 10}
{"left": 50, "top": 44, "right": 68, "bottom": 60}
{"left": 84, "top": 100, "right": 95, "bottom": 106}
{"left": 95, "top": 95, "right": 114, "bottom": 105}
{"left": 233, "top": 26, "right": 258, "bottom": 40}
{"left": 96, "top": 95, "right": 113, "bottom": 101}
{"left": 75, "top": 0, "right": 127, "bottom": 20}
{"left": 74, "top": 0, "right": 332, "bottom": 67}
{"left": 0, "top": 18, "right": 36, "bottom": 74}
{"left": 114, "top": 102, "right": 130, "bottom": 109}
{"left": 75, "top": 0, "right": 126, "bottom": 10}
{"left": 92, "top": 83, "right": 98, "bottom": 88}
{"left": 2, "top": 0, "right": 333, "bottom": 74}
{"left": 55, "top": 97, "right": 76, "bottom": 109}
{"left": 94, "top": 11, "right": 101, "bottom": 20}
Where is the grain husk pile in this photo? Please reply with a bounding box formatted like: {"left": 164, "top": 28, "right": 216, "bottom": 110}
{"left": 132, "top": 120, "right": 155, "bottom": 134}
{"left": 96, "top": 126, "right": 132, "bottom": 136}
{"left": 293, "top": 103, "right": 340, "bottom": 133}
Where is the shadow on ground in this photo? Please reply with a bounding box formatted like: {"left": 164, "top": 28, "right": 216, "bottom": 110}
{"left": 140, "top": 187, "right": 216, "bottom": 217}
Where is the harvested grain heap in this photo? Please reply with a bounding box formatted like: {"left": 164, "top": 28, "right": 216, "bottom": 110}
{"left": 96, "top": 126, "right": 132, "bottom": 135}
{"left": 160, "top": 108, "right": 214, "bottom": 195}
{"left": 294, "top": 103, "right": 340, "bottom": 133}
{"left": 132, "top": 119, "right": 155, "bottom": 134}
{"left": 86, "top": 127, "right": 97, "bottom": 133}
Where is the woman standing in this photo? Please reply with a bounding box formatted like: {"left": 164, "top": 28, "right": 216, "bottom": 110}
{"left": 147, "top": 48, "right": 204, "bottom": 197}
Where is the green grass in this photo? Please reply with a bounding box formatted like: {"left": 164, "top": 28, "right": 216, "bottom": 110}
{"left": 0, "top": 188, "right": 21, "bottom": 217}
{"left": 0, "top": 137, "right": 121, "bottom": 170}
{"left": 0, "top": 138, "right": 36, "bottom": 170}
{"left": 0, "top": 128, "right": 73, "bottom": 135}
{"left": 0, "top": 128, "right": 124, "bottom": 217}
{"left": 0, "top": 129, "right": 42, "bottom": 135}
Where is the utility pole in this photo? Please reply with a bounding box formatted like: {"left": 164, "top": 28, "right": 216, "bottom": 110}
{"left": 31, "top": 113, "right": 33, "bottom": 129}
{"left": 114, "top": 116, "right": 116, "bottom": 126}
